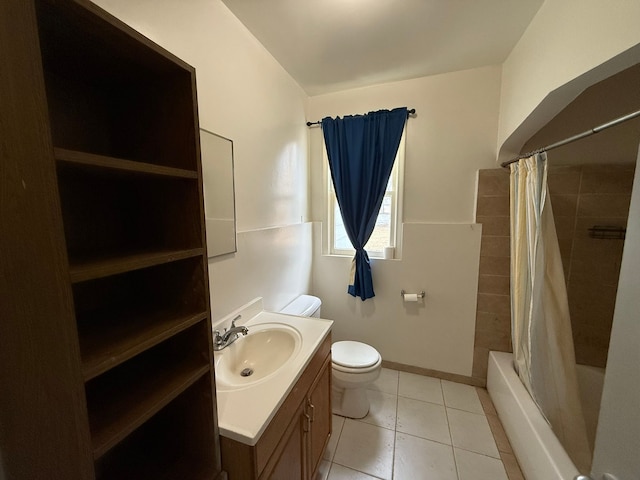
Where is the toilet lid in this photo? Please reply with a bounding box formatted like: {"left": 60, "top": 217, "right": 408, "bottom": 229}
{"left": 332, "top": 341, "right": 380, "bottom": 368}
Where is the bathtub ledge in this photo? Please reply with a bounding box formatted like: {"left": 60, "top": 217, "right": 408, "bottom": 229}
{"left": 487, "top": 351, "right": 579, "bottom": 480}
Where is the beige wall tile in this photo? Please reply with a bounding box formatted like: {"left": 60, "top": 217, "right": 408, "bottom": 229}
{"left": 480, "top": 236, "right": 510, "bottom": 258}
{"left": 557, "top": 237, "right": 573, "bottom": 260}
{"left": 479, "top": 256, "right": 510, "bottom": 276}
{"left": 577, "top": 194, "right": 632, "bottom": 217}
{"left": 553, "top": 215, "right": 576, "bottom": 239}
{"left": 478, "top": 170, "right": 510, "bottom": 196}
{"left": 475, "top": 327, "right": 511, "bottom": 351}
{"left": 549, "top": 194, "right": 578, "bottom": 217}
{"left": 477, "top": 293, "right": 511, "bottom": 317}
{"left": 573, "top": 322, "right": 613, "bottom": 349}
{"left": 479, "top": 169, "right": 511, "bottom": 177}
{"left": 571, "top": 256, "right": 623, "bottom": 286}
{"left": 477, "top": 195, "right": 510, "bottom": 216}
{"left": 472, "top": 346, "right": 490, "bottom": 379}
{"left": 478, "top": 274, "right": 510, "bottom": 296}
{"left": 475, "top": 311, "right": 511, "bottom": 333}
{"left": 575, "top": 343, "right": 609, "bottom": 368}
{"left": 548, "top": 171, "right": 581, "bottom": 194}
{"left": 549, "top": 165, "right": 582, "bottom": 174}
{"left": 580, "top": 168, "right": 635, "bottom": 194}
{"left": 568, "top": 280, "right": 618, "bottom": 316}
{"left": 476, "top": 216, "right": 510, "bottom": 236}
{"left": 571, "top": 237, "right": 625, "bottom": 265}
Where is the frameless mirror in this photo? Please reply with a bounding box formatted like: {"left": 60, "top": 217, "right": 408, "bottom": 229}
{"left": 200, "top": 129, "right": 237, "bottom": 257}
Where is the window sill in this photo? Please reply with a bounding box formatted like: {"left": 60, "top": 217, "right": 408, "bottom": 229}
{"left": 322, "top": 253, "right": 400, "bottom": 261}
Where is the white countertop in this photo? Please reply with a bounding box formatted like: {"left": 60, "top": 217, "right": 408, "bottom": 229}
{"left": 213, "top": 301, "right": 333, "bottom": 446}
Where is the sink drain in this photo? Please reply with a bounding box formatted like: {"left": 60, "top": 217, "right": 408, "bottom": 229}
{"left": 240, "top": 368, "right": 254, "bottom": 377}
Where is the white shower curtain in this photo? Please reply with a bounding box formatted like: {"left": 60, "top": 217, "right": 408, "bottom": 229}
{"left": 510, "top": 154, "right": 591, "bottom": 473}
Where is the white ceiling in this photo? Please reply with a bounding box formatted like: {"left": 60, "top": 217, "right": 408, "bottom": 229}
{"left": 221, "top": 0, "right": 544, "bottom": 96}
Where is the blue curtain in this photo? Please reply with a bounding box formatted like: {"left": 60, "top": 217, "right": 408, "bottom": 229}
{"left": 322, "top": 107, "right": 407, "bottom": 300}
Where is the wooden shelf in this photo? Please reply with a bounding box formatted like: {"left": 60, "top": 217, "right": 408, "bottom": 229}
{"left": 55, "top": 148, "right": 198, "bottom": 179}
{"left": 89, "top": 358, "right": 209, "bottom": 459}
{"left": 99, "top": 456, "right": 217, "bottom": 480}
{"left": 69, "top": 248, "right": 204, "bottom": 283}
{"left": 94, "top": 375, "right": 217, "bottom": 480}
{"left": 80, "top": 309, "right": 208, "bottom": 380}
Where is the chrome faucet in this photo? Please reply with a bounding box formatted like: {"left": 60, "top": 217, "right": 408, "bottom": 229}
{"left": 213, "top": 314, "right": 248, "bottom": 351}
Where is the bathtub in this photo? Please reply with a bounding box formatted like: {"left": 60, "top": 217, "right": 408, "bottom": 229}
{"left": 487, "top": 351, "right": 579, "bottom": 480}
{"left": 575, "top": 363, "right": 605, "bottom": 452}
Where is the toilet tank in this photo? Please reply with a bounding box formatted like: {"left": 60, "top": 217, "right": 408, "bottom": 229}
{"left": 280, "top": 295, "right": 321, "bottom": 318}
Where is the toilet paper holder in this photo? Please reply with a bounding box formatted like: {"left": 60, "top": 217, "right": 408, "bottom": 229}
{"left": 400, "top": 290, "right": 425, "bottom": 298}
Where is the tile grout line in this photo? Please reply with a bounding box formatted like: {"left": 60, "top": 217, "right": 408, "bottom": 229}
{"left": 441, "top": 381, "right": 462, "bottom": 480}
{"left": 391, "top": 370, "right": 400, "bottom": 480}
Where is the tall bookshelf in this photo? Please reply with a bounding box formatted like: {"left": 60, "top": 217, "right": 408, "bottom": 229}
{"left": 0, "top": 0, "right": 224, "bottom": 478}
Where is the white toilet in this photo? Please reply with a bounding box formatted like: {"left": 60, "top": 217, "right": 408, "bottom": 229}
{"left": 280, "top": 295, "right": 382, "bottom": 419}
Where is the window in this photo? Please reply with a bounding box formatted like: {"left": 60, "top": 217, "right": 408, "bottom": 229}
{"left": 325, "top": 131, "right": 405, "bottom": 258}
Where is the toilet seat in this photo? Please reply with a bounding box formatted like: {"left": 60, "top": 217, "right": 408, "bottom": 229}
{"left": 332, "top": 341, "right": 381, "bottom": 373}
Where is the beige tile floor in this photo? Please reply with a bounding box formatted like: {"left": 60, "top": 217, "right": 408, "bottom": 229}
{"left": 317, "top": 368, "right": 524, "bottom": 480}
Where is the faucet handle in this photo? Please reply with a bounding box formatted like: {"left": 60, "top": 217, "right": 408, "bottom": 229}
{"left": 231, "top": 314, "right": 242, "bottom": 328}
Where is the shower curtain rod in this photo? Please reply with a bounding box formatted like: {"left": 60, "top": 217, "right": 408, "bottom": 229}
{"left": 306, "top": 108, "right": 416, "bottom": 127}
{"left": 501, "top": 109, "right": 640, "bottom": 168}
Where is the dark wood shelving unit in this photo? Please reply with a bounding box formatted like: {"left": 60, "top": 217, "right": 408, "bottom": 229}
{"left": 0, "top": 0, "right": 224, "bottom": 478}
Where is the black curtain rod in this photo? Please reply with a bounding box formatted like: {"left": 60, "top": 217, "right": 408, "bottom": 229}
{"left": 306, "top": 108, "right": 416, "bottom": 127}
{"left": 501, "top": 109, "right": 640, "bottom": 168}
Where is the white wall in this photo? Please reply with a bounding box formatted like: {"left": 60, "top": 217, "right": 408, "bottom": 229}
{"left": 308, "top": 67, "right": 501, "bottom": 376}
{"left": 591, "top": 147, "right": 640, "bottom": 480}
{"left": 93, "top": 0, "right": 312, "bottom": 318}
{"left": 498, "top": 0, "right": 640, "bottom": 162}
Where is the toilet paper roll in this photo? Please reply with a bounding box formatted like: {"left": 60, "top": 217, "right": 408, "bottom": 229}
{"left": 403, "top": 293, "right": 419, "bottom": 302}
{"left": 383, "top": 246, "right": 395, "bottom": 260}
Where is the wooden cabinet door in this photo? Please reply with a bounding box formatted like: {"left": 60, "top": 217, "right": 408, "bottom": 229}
{"left": 307, "top": 358, "right": 332, "bottom": 478}
{"left": 266, "top": 402, "right": 306, "bottom": 480}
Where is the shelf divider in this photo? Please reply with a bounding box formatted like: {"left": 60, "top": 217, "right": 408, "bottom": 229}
{"left": 80, "top": 310, "right": 208, "bottom": 381}
{"left": 54, "top": 148, "right": 198, "bottom": 179}
{"left": 69, "top": 248, "right": 204, "bottom": 283}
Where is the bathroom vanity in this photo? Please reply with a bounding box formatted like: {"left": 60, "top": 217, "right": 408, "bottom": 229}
{"left": 212, "top": 304, "right": 333, "bottom": 479}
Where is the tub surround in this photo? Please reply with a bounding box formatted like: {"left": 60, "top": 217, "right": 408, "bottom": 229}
{"left": 473, "top": 164, "right": 634, "bottom": 381}
{"left": 473, "top": 169, "right": 512, "bottom": 382}
{"left": 213, "top": 298, "right": 333, "bottom": 445}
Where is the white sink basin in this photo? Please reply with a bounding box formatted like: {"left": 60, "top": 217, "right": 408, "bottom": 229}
{"left": 214, "top": 323, "right": 302, "bottom": 391}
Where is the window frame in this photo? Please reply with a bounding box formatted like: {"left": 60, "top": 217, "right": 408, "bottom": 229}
{"left": 324, "top": 130, "right": 405, "bottom": 259}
